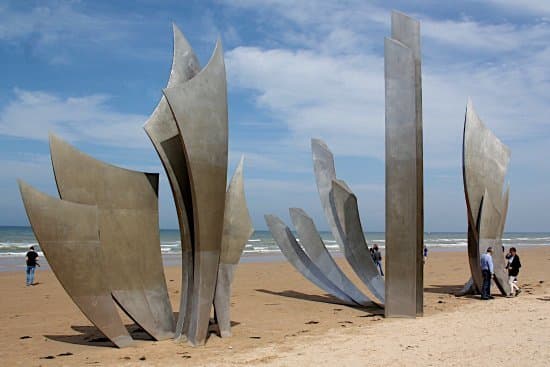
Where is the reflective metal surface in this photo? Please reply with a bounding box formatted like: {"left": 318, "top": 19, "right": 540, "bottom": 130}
{"left": 49, "top": 134, "right": 174, "bottom": 340}
{"left": 311, "top": 139, "right": 384, "bottom": 303}
{"left": 384, "top": 11, "right": 423, "bottom": 318}
{"left": 214, "top": 156, "right": 254, "bottom": 337}
{"left": 463, "top": 99, "right": 511, "bottom": 296}
{"left": 163, "top": 39, "right": 228, "bottom": 346}
{"left": 311, "top": 139, "right": 345, "bottom": 249}
{"left": 18, "top": 181, "right": 133, "bottom": 348}
{"left": 265, "top": 215, "right": 356, "bottom": 305}
{"left": 478, "top": 189, "right": 510, "bottom": 295}
{"left": 289, "top": 208, "right": 371, "bottom": 306}
{"left": 329, "top": 181, "right": 385, "bottom": 304}
{"left": 143, "top": 24, "right": 200, "bottom": 341}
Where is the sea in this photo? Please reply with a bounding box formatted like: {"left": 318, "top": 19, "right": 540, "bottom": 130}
{"left": 1, "top": 226, "right": 549, "bottom": 259}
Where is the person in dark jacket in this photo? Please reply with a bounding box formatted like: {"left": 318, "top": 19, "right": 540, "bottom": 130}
{"left": 25, "top": 246, "right": 39, "bottom": 286}
{"left": 505, "top": 247, "right": 521, "bottom": 297}
{"left": 371, "top": 244, "right": 384, "bottom": 276}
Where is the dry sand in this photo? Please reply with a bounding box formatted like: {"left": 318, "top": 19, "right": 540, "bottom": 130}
{"left": 0, "top": 247, "right": 548, "bottom": 366}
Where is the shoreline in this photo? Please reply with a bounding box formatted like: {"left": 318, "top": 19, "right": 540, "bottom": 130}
{"left": 1, "top": 244, "right": 548, "bottom": 272}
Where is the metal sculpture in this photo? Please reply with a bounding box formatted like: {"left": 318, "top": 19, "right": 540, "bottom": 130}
{"left": 49, "top": 134, "right": 175, "bottom": 340}
{"left": 462, "top": 99, "right": 511, "bottom": 296}
{"left": 265, "top": 214, "right": 357, "bottom": 305}
{"left": 17, "top": 24, "right": 252, "bottom": 348}
{"left": 145, "top": 26, "right": 251, "bottom": 345}
{"left": 265, "top": 138, "right": 385, "bottom": 307}
{"left": 329, "top": 181, "right": 385, "bottom": 304}
{"left": 384, "top": 11, "right": 424, "bottom": 318}
{"left": 143, "top": 24, "right": 200, "bottom": 342}
{"left": 289, "top": 208, "right": 371, "bottom": 306}
{"left": 214, "top": 157, "right": 254, "bottom": 337}
{"left": 18, "top": 181, "right": 134, "bottom": 348}
{"left": 312, "top": 139, "right": 384, "bottom": 304}
{"left": 157, "top": 34, "right": 230, "bottom": 345}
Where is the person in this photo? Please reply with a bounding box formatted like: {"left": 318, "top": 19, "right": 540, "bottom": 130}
{"left": 423, "top": 245, "right": 428, "bottom": 264}
{"left": 479, "top": 247, "right": 494, "bottom": 300}
{"left": 372, "top": 244, "right": 384, "bottom": 276}
{"left": 505, "top": 247, "right": 522, "bottom": 297}
{"left": 25, "top": 246, "right": 39, "bottom": 286}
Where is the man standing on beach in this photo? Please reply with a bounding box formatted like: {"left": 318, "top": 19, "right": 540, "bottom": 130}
{"left": 25, "top": 246, "right": 38, "bottom": 286}
{"left": 480, "top": 247, "right": 494, "bottom": 300}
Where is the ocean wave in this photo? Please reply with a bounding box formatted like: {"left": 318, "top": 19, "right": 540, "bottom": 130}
{"left": 0, "top": 242, "right": 39, "bottom": 249}
{"left": 243, "top": 248, "right": 281, "bottom": 254}
{"left": 0, "top": 251, "right": 44, "bottom": 257}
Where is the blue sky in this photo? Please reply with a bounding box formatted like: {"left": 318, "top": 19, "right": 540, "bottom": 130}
{"left": 0, "top": 0, "right": 549, "bottom": 231}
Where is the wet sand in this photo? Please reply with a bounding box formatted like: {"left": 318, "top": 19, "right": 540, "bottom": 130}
{"left": 0, "top": 247, "right": 548, "bottom": 366}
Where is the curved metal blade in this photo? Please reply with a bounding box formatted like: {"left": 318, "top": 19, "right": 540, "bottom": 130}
{"left": 463, "top": 99, "right": 511, "bottom": 293}
{"left": 49, "top": 134, "right": 175, "bottom": 341}
{"left": 289, "top": 208, "right": 372, "bottom": 306}
{"left": 143, "top": 24, "right": 201, "bottom": 341}
{"left": 18, "top": 180, "right": 134, "bottom": 348}
{"left": 163, "top": 39, "right": 228, "bottom": 346}
{"left": 265, "top": 214, "right": 356, "bottom": 305}
{"left": 479, "top": 189, "right": 510, "bottom": 296}
{"left": 214, "top": 156, "right": 254, "bottom": 337}
{"left": 329, "top": 180, "right": 385, "bottom": 304}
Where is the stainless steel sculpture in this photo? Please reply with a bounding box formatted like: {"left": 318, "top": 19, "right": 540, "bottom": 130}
{"left": 463, "top": 99, "right": 511, "bottom": 296}
{"left": 49, "top": 134, "right": 175, "bottom": 340}
{"left": 163, "top": 40, "right": 228, "bottom": 346}
{"left": 18, "top": 24, "right": 251, "bottom": 348}
{"left": 143, "top": 24, "right": 200, "bottom": 342}
{"left": 312, "top": 139, "right": 385, "bottom": 304}
{"left": 214, "top": 157, "right": 254, "bottom": 337}
{"left": 289, "top": 208, "right": 371, "bottom": 306}
{"left": 265, "top": 138, "right": 383, "bottom": 307}
{"left": 18, "top": 181, "right": 134, "bottom": 348}
{"left": 329, "top": 181, "right": 385, "bottom": 304}
{"left": 265, "top": 215, "right": 356, "bottom": 305}
{"left": 384, "top": 11, "right": 424, "bottom": 318}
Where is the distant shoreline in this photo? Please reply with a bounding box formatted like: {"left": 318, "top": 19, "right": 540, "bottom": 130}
{"left": 1, "top": 244, "right": 548, "bottom": 272}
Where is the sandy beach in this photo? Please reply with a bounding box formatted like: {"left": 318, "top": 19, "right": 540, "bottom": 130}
{"left": 0, "top": 247, "right": 548, "bottom": 366}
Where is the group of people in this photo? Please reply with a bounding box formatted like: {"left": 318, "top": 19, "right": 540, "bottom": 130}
{"left": 479, "top": 246, "right": 522, "bottom": 300}
{"left": 24, "top": 243, "right": 522, "bottom": 299}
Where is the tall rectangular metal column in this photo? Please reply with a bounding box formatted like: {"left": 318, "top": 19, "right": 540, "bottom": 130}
{"left": 384, "top": 11, "right": 424, "bottom": 318}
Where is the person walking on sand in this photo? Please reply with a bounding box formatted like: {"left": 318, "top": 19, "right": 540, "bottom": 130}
{"left": 480, "top": 247, "right": 494, "bottom": 300}
{"left": 25, "top": 246, "right": 39, "bottom": 286}
{"left": 506, "top": 247, "right": 522, "bottom": 297}
{"left": 423, "top": 245, "right": 428, "bottom": 264}
{"left": 372, "top": 244, "right": 384, "bottom": 276}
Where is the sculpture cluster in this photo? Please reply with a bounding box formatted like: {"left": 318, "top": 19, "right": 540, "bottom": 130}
{"left": 266, "top": 139, "right": 385, "bottom": 307}
{"left": 18, "top": 25, "right": 253, "bottom": 348}
{"left": 460, "top": 99, "right": 511, "bottom": 296}
{"left": 266, "top": 11, "right": 425, "bottom": 317}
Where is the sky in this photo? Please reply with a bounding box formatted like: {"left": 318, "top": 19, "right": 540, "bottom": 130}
{"left": 0, "top": 0, "right": 549, "bottom": 232}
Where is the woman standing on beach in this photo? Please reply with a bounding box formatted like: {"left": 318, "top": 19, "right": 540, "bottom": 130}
{"left": 506, "top": 247, "right": 522, "bottom": 297}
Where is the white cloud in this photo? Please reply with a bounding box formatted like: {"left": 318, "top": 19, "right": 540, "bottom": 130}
{"left": 0, "top": 89, "right": 150, "bottom": 148}
{"left": 481, "top": 0, "right": 550, "bottom": 15}
{"left": 422, "top": 17, "right": 550, "bottom": 52}
{"left": 227, "top": 46, "right": 386, "bottom": 159}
